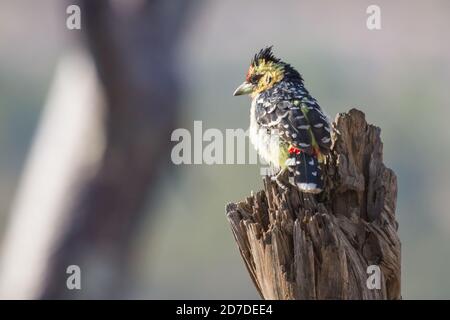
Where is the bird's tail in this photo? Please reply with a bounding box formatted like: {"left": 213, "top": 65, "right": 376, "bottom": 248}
{"left": 286, "top": 152, "right": 323, "bottom": 194}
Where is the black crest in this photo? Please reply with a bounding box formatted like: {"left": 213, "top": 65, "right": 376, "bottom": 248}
{"left": 251, "top": 46, "right": 280, "bottom": 66}
{"left": 251, "top": 46, "right": 304, "bottom": 83}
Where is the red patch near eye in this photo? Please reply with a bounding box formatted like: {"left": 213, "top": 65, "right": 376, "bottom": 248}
{"left": 246, "top": 66, "right": 254, "bottom": 81}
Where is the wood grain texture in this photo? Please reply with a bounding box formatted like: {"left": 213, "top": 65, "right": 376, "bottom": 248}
{"left": 226, "top": 109, "right": 401, "bottom": 300}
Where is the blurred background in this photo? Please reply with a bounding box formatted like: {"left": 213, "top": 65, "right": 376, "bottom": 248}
{"left": 0, "top": 0, "right": 449, "bottom": 299}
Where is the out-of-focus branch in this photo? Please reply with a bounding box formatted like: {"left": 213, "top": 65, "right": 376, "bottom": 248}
{"left": 39, "top": 0, "right": 193, "bottom": 299}
{"left": 0, "top": 0, "right": 193, "bottom": 299}
{"left": 0, "top": 51, "right": 104, "bottom": 299}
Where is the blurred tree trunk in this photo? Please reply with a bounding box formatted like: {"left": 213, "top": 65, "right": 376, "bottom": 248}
{"left": 0, "top": 50, "right": 104, "bottom": 299}
{"left": 34, "top": 0, "right": 192, "bottom": 298}
{"left": 0, "top": 0, "right": 194, "bottom": 299}
{"left": 227, "top": 109, "right": 401, "bottom": 300}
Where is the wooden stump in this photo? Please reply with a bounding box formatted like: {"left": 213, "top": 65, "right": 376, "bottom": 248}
{"left": 226, "top": 109, "right": 401, "bottom": 300}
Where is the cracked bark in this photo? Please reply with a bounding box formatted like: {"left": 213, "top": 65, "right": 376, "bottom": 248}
{"left": 226, "top": 108, "right": 401, "bottom": 300}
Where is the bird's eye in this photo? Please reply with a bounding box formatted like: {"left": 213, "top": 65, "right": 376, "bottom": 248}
{"left": 249, "top": 74, "right": 263, "bottom": 84}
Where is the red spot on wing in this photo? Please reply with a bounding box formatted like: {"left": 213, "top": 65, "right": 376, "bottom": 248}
{"left": 288, "top": 147, "right": 301, "bottom": 155}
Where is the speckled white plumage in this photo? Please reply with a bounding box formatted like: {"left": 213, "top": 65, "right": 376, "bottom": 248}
{"left": 249, "top": 94, "right": 282, "bottom": 170}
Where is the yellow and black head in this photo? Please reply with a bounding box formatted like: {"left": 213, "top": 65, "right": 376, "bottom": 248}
{"left": 233, "top": 46, "right": 303, "bottom": 97}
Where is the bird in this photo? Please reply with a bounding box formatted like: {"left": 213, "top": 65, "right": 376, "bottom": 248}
{"left": 233, "top": 46, "right": 331, "bottom": 194}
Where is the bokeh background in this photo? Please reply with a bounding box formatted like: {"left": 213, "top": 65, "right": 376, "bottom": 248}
{"left": 0, "top": 0, "right": 449, "bottom": 299}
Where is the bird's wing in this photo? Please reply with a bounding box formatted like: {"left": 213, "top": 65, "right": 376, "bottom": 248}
{"left": 255, "top": 99, "right": 331, "bottom": 155}
{"left": 300, "top": 98, "right": 332, "bottom": 154}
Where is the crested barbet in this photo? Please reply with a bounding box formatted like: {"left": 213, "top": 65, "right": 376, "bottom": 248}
{"left": 233, "top": 46, "right": 331, "bottom": 194}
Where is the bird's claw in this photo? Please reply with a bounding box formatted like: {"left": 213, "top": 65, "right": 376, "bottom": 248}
{"left": 272, "top": 169, "right": 290, "bottom": 191}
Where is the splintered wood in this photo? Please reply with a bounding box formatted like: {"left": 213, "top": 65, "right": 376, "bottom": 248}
{"left": 226, "top": 109, "right": 401, "bottom": 300}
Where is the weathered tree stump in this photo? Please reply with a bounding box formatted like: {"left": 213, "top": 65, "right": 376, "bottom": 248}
{"left": 226, "top": 109, "right": 400, "bottom": 300}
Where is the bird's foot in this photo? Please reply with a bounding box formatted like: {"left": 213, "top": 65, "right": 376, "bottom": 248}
{"left": 271, "top": 169, "right": 290, "bottom": 191}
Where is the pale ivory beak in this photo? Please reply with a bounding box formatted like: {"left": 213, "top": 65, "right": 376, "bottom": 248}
{"left": 233, "top": 81, "right": 254, "bottom": 96}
